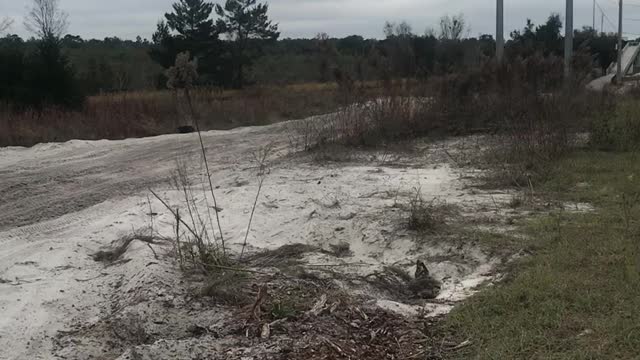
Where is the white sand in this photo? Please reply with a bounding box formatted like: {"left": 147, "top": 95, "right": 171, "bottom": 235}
{"left": 0, "top": 119, "right": 514, "bottom": 359}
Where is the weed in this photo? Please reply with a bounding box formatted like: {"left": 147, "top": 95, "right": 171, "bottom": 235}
{"left": 201, "top": 271, "right": 250, "bottom": 304}
{"left": 406, "top": 190, "right": 441, "bottom": 232}
{"left": 270, "top": 302, "right": 297, "bottom": 319}
{"left": 110, "top": 313, "right": 152, "bottom": 346}
{"left": 245, "top": 243, "right": 319, "bottom": 268}
{"left": 240, "top": 144, "right": 275, "bottom": 259}
{"left": 328, "top": 242, "right": 352, "bottom": 258}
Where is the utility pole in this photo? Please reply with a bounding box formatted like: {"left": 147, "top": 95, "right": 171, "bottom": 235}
{"left": 617, "top": 0, "right": 623, "bottom": 83}
{"left": 565, "top": 0, "right": 574, "bottom": 79}
{"left": 602, "top": 12, "right": 604, "bottom": 34}
{"left": 496, "top": 0, "right": 504, "bottom": 63}
{"left": 593, "top": 0, "right": 596, "bottom": 30}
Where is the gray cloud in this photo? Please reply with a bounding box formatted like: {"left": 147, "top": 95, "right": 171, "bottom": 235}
{"left": 2, "top": 0, "right": 635, "bottom": 40}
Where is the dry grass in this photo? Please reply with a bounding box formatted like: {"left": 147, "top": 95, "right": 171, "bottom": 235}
{"left": 109, "top": 313, "right": 152, "bottom": 346}
{"left": 0, "top": 83, "right": 350, "bottom": 147}
{"left": 244, "top": 243, "right": 319, "bottom": 268}
{"left": 200, "top": 271, "right": 250, "bottom": 304}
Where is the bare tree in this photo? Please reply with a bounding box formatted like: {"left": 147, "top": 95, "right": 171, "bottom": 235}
{"left": 0, "top": 17, "right": 13, "bottom": 34}
{"left": 384, "top": 21, "right": 413, "bottom": 39}
{"left": 384, "top": 21, "right": 395, "bottom": 38}
{"left": 24, "top": 0, "right": 69, "bottom": 39}
{"left": 439, "top": 13, "right": 467, "bottom": 40}
{"left": 396, "top": 21, "right": 413, "bottom": 38}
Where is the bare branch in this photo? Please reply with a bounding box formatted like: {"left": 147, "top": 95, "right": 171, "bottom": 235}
{"left": 0, "top": 17, "right": 14, "bottom": 34}
{"left": 439, "top": 13, "right": 467, "bottom": 41}
{"left": 24, "top": 0, "right": 69, "bottom": 39}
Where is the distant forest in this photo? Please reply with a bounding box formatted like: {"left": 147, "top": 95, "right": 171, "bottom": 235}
{"left": 0, "top": 0, "right": 622, "bottom": 108}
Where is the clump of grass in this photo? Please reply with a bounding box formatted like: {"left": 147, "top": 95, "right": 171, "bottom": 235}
{"left": 590, "top": 99, "right": 640, "bottom": 152}
{"left": 151, "top": 158, "right": 226, "bottom": 272}
{"left": 110, "top": 313, "right": 152, "bottom": 346}
{"left": 329, "top": 242, "right": 353, "bottom": 258}
{"left": 201, "top": 271, "right": 250, "bottom": 304}
{"left": 245, "top": 243, "right": 319, "bottom": 268}
{"left": 406, "top": 190, "right": 444, "bottom": 233}
{"left": 270, "top": 301, "right": 297, "bottom": 320}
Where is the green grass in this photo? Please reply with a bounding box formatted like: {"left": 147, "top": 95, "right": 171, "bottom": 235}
{"left": 442, "top": 151, "right": 640, "bottom": 359}
{"left": 590, "top": 100, "right": 640, "bottom": 152}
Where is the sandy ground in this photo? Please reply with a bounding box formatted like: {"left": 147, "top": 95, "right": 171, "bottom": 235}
{"left": 0, "top": 118, "right": 519, "bottom": 359}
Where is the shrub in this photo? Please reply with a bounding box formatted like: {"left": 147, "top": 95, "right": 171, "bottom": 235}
{"left": 590, "top": 99, "right": 640, "bottom": 152}
{"left": 0, "top": 84, "right": 344, "bottom": 147}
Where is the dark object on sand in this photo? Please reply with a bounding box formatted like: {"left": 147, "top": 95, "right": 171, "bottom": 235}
{"left": 177, "top": 125, "right": 195, "bottom": 134}
{"left": 408, "top": 260, "right": 441, "bottom": 299}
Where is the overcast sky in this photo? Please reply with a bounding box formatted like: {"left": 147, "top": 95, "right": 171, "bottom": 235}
{"left": 2, "top": 0, "right": 636, "bottom": 40}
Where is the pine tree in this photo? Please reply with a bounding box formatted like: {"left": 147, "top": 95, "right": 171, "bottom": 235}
{"left": 165, "top": 0, "right": 215, "bottom": 40}
{"left": 215, "top": 0, "right": 279, "bottom": 88}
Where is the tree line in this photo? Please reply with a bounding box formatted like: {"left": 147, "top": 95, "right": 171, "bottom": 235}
{"left": 0, "top": 0, "right": 622, "bottom": 110}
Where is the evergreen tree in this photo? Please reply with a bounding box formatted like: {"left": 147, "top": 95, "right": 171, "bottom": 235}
{"left": 215, "top": 0, "right": 280, "bottom": 88}
{"left": 152, "top": 0, "right": 230, "bottom": 87}
{"left": 165, "top": 0, "right": 216, "bottom": 41}
{"left": 25, "top": 38, "right": 83, "bottom": 107}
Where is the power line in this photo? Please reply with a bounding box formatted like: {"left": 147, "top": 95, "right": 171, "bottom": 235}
{"left": 596, "top": 0, "right": 619, "bottom": 31}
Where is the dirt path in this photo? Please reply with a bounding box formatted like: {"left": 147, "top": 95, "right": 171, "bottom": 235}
{"left": 0, "top": 123, "right": 292, "bottom": 232}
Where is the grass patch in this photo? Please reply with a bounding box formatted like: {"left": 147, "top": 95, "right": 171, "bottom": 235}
{"left": 440, "top": 151, "right": 640, "bottom": 359}
{"left": 244, "top": 243, "right": 319, "bottom": 268}
{"left": 401, "top": 190, "right": 457, "bottom": 234}
{"left": 201, "top": 271, "right": 250, "bottom": 305}
{"left": 269, "top": 301, "right": 297, "bottom": 320}
{"left": 590, "top": 99, "right": 640, "bottom": 152}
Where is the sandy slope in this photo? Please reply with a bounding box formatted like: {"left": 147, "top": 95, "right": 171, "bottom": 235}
{"left": 0, "top": 119, "right": 511, "bottom": 359}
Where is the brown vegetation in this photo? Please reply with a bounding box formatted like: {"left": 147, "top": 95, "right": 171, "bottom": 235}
{"left": 0, "top": 83, "right": 350, "bottom": 147}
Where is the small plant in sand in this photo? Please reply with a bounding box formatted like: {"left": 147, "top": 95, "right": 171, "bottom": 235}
{"left": 150, "top": 52, "right": 274, "bottom": 275}
{"left": 407, "top": 189, "right": 440, "bottom": 232}
{"left": 241, "top": 144, "right": 274, "bottom": 259}
{"left": 150, "top": 52, "right": 227, "bottom": 270}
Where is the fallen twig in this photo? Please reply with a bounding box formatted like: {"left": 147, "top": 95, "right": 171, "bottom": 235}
{"left": 75, "top": 273, "right": 108, "bottom": 282}
{"left": 447, "top": 339, "right": 472, "bottom": 352}
{"left": 303, "top": 262, "right": 372, "bottom": 268}
{"left": 146, "top": 243, "right": 159, "bottom": 260}
{"left": 307, "top": 294, "right": 328, "bottom": 317}
{"left": 322, "top": 337, "right": 345, "bottom": 356}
